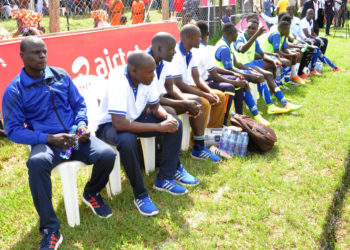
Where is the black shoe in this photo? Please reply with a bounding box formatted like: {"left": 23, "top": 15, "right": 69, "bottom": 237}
{"left": 39, "top": 230, "right": 63, "bottom": 250}
{"left": 82, "top": 192, "right": 112, "bottom": 218}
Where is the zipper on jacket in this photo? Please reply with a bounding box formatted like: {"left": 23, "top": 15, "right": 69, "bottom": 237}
{"left": 45, "top": 83, "right": 68, "bottom": 133}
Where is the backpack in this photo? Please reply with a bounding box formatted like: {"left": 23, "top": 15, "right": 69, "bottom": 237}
{"left": 230, "top": 114, "right": 277, "bottom": 152}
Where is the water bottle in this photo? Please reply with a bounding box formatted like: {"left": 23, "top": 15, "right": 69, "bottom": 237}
{"left": 241, "top": 132, "right": 249, "bottom": 157}
{"left": 228, "top": 131, "right": 236, "bottom": 155}
{"left": 234, "top": 132, "right": 243, "bottom": 156}
{"left": 60, "top": 125, "right": 78, "bottom": 160}
{"left": 219, "top": 128, "right": 230, "bottom": 153}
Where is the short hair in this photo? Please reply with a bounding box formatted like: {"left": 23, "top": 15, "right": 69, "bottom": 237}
{"left": 247, "top": 20, "right": 259, "bottom": 26}
{"left": 277, "top": 12, "right": 288, "bottom": 23}
{"left": 222, "top": 22, "right": 236, "bottom": 35}
{"left": 278, "top": 21, "right": 290, "bottom": 30}
{"left": 246, "top": 13, "right": 259, "bottom": 22}
{"left": 196, "top": 20, "right": 209, "bottom": 37}
{"left": 280, "top": 15, "right": 292, "bottom": 24}
{"left": 225, "top": 6, "right": 232, "bottom": 11}
{"left": 287, "top": 5, "right": 295, "bottom": 11}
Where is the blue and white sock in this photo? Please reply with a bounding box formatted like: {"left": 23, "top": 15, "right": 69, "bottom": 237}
{"left": 283, "top": 66, "right": 291, "bottom": 82}
{"left": 244, "top": 91, "right": 259, "bottom": 116}
{"left": 274, "top": 87, "right": 288, "bottom": 106}
{"left": 257, "top": 82, "right": 273, "bottom": 105}
{"left": 310, "top": 48, "right": 319, "bottom": 71}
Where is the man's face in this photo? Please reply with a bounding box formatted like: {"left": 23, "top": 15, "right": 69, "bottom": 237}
{"left": 137, "top": 62, "right": 156, "bottom": 85}
{"left": 226, "top": 8, "right": 232, "bottom": 16}
{"left": 192, "top": 31, "right": 201, "bottom": 48}
{"left": 281, "top": 27, "right": 290, "bottom": 37}
{"left": 160, "top": 41, "right": 176, "bottom": 62}
{"left": 307, "top": 10, "right": 314, "bottom": 20}
{"left": 231, "top": 29, "right": 238, "bottom": 42}
{"left": 20, "top": 40, "right": 47, "bottom": 72}
{"left": 246, "top": 22, "right": 258, "bottom": 38}
{"left": 287, "top": 7, "right": 294, "bottom": 17}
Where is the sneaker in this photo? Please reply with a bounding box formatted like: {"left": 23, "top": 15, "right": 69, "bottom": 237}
{"left": 153, "top": 175, "right": 188, "bottom": 195}
{"left": 174, "top": 164, "right": 199, "bottom": 186}
{"left": 279, "top": 83, "right": 290, "bottom": 90}
{"left": 191, "top": 145, "right": 221, "bottom": 162}
{"left": 284, "top": 103, "right": 302, "bottom": 111}
{"left": 290, "top": 76, "right": 306, "bottom": 85}
{"left": 299, "top": 74, "right": 308, "bottom": 80}
{"left": 134, "top": 196, "right": 159, "bottom": 216}
{"left": 82, "top": 192, "right": 112, "bottom": 218}
{"left": 209, "top": 145, "right": 232, "bottom": 159}
{"left": 332, "top": 68, "right": 346, "bottom": 72}
{"left": 253, "top": 113, "right": 270, "bottom": 126}
{"left": 310, "top": 70, "right": 322, "bottom": 76}
{"left": 267, "top": 104, "right": 290, "bottom": 115}
{"left": 39, "top": 230, "right": 63, "bottom": 250}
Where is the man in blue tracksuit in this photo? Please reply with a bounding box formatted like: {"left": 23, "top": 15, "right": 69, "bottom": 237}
{"left": 2, "top": 36, "right": 116, "bottom": 250}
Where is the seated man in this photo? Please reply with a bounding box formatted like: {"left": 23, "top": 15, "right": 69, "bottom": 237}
{"left": 2, "top": 37, "right": 116, "bottom": 249}
{"left": 216, "top": 23, "right": 301, "bottom": 117}
{"left": 96, "top": 51, "right": 198, "bottom": 217}
{"left": 194, "top": 20, "right": 270, "bottom": 126}
{"left": 301, "top": 8, "right": 343, "bottom": 73}
{"left": 170, "top": 24, "right": 227, "bottom": 154}
{"left": 222, "top": 6, "right": 232, "bottom": 24}
{"left": 148, "top": 32, "right": 220, "bottom": 162}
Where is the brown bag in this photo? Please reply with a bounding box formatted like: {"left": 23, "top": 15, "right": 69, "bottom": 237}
{"left": 230, "top": 114, "right": 277, "bottom": 152}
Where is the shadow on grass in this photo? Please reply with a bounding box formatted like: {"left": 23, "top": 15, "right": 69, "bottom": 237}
{"left": 319, "top": 149, "right": 350, "bottom": 249}
{"left": 10, "top": 165, "right": 197, "bottom": 249}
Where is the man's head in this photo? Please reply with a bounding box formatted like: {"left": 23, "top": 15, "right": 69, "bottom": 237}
{"left": 196, "top": 20, "right": 209, "bottom": 43}
{"left": 286, "top": 5, "right": 295, "bottom": 17}
{"left": 225, "top": 6, "right": 232, "bottom": 16}
{"left": 127, "top": 51, "right": 156, "bottom": 85}
{"left": 151, "top": 32, "right": 177, "bottom": 62}
{"left": 280, "top": 14, "right": 292, "bottom": 24}
{"left": 222, "top": 22, "right": 238, "bottom": 42}
{"left": 277, "top": 12, "right": 288, "bottom": 23}
{"left": 180, "top": 24, "right": 201, "bottom": 49}
{"left": 278, "top": 21, "right": 290, "bottom": 36}
{"left": 246, "top": 20, "right": 259, "bottom": 38}
{"left": 246, "top": 13, "right": 259, "bottom": 23}
{"left": 20, "top": 36, "right": 47, "bottom": 74}
{"left": 306, "top": 9, "right": 314, "bottom": 20}
{"left": 120, "top": 15, "right": 127, "bottom": 25}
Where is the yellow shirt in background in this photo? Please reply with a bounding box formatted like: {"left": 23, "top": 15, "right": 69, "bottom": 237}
{"left": 277, "top": 0, "right": 290, "bottom": 13}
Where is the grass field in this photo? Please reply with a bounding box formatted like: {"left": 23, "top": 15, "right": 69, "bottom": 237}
{"left": 0, "top": 25, "right": 350, "bottom": 248}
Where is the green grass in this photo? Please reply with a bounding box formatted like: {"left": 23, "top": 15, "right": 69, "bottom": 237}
{"left": 1, "top": 30, "right": 350, "bottom": 249}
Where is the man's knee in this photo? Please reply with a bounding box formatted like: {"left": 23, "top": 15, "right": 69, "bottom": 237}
{"left": 116, "top": 132, "right": 138, "bottom": 152}
{"left": 26, "top": 152, "right": 53, "bottom": 175}
{"left": 98, "top": 145, "right": 116, "bottom": 167}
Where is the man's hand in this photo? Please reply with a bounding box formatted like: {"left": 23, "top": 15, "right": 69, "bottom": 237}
{"left": 158, "top": 116, "right": 178, "bottom": 133}
{"left": 77, "top": 125, "right": 91, "bottom": 143}
{"left": 184, "top": 100, "right": 202, "bottom": 118}
{"left": 47, "top": 133, "right": 76, "bottom": 149}
{"left": 234, "top": 79, "right": 249, "bottom": 89}
{"left": 256, "top": 26, "right": 266, "bottom": 37}
{"left": 209, "top": 90, "right": 220, "bottom": 105}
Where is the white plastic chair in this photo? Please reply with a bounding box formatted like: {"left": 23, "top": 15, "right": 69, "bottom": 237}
{"left": 180, "top": 114, "right": 191, "bottom": 151}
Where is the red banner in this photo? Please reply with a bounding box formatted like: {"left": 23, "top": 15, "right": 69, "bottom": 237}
{"left": 0, "top": 21, "right": 180, "bottom": 116}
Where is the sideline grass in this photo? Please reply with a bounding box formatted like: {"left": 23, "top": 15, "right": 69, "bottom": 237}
{"left": 0, "top": 32, "right": 350, "bottom": 249}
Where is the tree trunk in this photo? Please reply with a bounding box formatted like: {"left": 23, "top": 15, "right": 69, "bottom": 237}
{"left": 49, "top": 0, "right": 60, "bottom": 33}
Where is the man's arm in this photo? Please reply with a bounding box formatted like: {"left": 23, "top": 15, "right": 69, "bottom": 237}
{"left": 237, "top": 26, "right": 266, "bottom": 53}
{"left": 208, "top": 68, "right": 248, "bottom": 88}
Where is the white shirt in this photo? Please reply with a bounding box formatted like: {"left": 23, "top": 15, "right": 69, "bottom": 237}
{"left": 300, "top": 17, "right": 313, "bottom": 36}
{"left": 313, "top": 0, "right": 319, "bottom": 19}
{"left": 151, "top": 60, "right": 173, "bottom": 96}
{"left": 192, "top": 42, "right": 216, "bottom": 81}
{"left": 291, "top": 16, "right": 308, "bottom": 40}
{"left": 170, "top": 42, "right": 198, "bottom": 86}
{"left": 96, "top": 67, "right": 160, "bottom": 126}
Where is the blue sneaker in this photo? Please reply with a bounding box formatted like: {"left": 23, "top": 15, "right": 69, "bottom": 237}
{"left": 82, "top": 192, "right": 112, "bottom": 218}
{"left": 191, "top": 145, "right": 221, "bottom": 162}
{"left": 153, "top": 175, "right": 188, "bottom": 195}
{"left": 39, "top": 229, "right": 63, "bottom": 250}
{"left": 134, "top": 196, "right": 159, "bottom": 216}
{"left": 174, "top": 164, "right": 199, "bottom": 186}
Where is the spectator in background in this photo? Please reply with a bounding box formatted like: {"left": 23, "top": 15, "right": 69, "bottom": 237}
{"left": 334, "top": 0, "right": 342, "bottom": 27}
{"left": 222, "top": 6, "right": 232, "bottom": 24}
{"left": 277, "top": 0, "right": 290, "bottom": 14}
{"left": 243, "top": 0, "right": 253, "bottom": 13}
{"left": 91, "top": 9, "right": 110, "bottom": 27}
{"left": 11, "top": 9, "right": 43, "bottom": 37}
{"left": 182, "top": 12, "right": 196, "bottom": 25}
{"left": 263, "top": 0, "right": 272, "bottom": 17}
{"left": 0, "top": 26, "right": 10, "bottom": 40}
{"left": 109, "top": 0, "right": 123, "bottom": 25}
{"left": 301, "top": 0, "right": 320, "bottom": 34}
{"left": 182, "top": 0, "right": 200, "bottom": 21}
{"left": 325, "top": 0, "right": 334, "bottom": 35}
{"left": 317, "top": 0, "right": 325, "bottom": 28}
{"left": 120, "top": 15, "right": 127, "bottom": 24}
{"left": 131, "top": 0, "right": 145, "bottom": 24}
{"left": 1, "top": 0, "right": 18, "bottom": 18}
{"left": 174, "top": 0, "right": 184, "bottom": 16}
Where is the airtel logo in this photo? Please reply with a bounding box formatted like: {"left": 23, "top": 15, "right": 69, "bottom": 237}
{"left": 0, "top": 58, "right": 7, "bottom": 68}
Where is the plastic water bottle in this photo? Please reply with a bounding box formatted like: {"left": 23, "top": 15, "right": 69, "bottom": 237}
{"left": 60, "top": 125, "right": 78, "bottom": 160}
{"left": 219, "top": 128, "right": 230, "bottom": 153}
{"left": 240, "top": 132, "right": 249, "bottom": 157}
{"left": 234, "top": 132, "right": 243, "bottom": 156}
{"left": 228, "top": 131, "right": 236, "bottom": 155}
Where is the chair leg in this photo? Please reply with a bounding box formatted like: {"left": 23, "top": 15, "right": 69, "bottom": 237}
{"left": 140, "top": 137, "right": 155, "bottom": 176}
{"left": 55, "top": 163, "right": 82, "bottom": 227}
{"left": 180, "top": 114, "right": 191, "bottom": 151}
{"left": 106, "top": 147, "right": 122, "bottom": 199}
